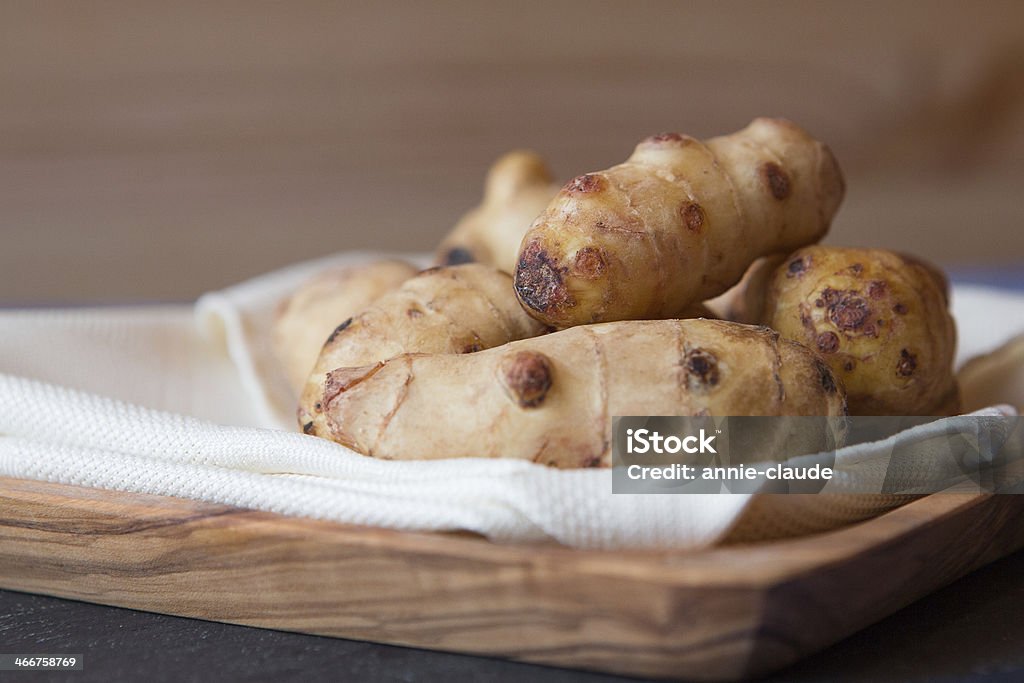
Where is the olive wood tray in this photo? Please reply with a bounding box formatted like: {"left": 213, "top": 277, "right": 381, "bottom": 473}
{"left": 1, "top": 477, "right": 1022, "bottom": 680}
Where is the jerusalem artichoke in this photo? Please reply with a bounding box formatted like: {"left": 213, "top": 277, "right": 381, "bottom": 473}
{"left": 273, "top": 260, "right": 417, "bottom": 392}
{"left": 436, "top": 150, "right": 560, "bottom": 274}
{"left": 513, "top": 118, "right": 845, "bottom": 328}
{"left": 299, "top": 263, "right": 549, "bottom": 436}
{"left": 319, "top": 319, "right": 847, "bottom": 467}
{"left": 758, "top": 246, "right": 958, "bottom": 416}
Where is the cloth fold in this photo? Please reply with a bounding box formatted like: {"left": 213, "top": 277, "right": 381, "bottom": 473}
{"left": 1, "top": 253, "right": 1023, "bottom": 550}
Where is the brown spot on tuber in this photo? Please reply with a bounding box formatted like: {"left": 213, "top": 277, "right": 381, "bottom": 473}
{"left": 868, "top": 280, "right": 887, "bottom": 298}
{"left": 799, "top": 307, "right": 815, "bottom": 331}
{"left": 762, "top": 162, "right": 791, "bottom": 200}
{"left": 684, "top": 348, "right": 721, "bottom": 390}
{"left": 325, "top": 317, "right": 353, "bottom": 344}
{"left": 848, "top": 263, "right": 864, "bottom": 276}
{"left": 418, "top": 266, "right": 443, "bottom": 275}
{"left": 302, "top": 421, "right": 315, "bottom": 435}
{"left": 564, "top": 174, "right": 605, "bottom": 194}
{"left": 681, "top": 202, "right": 705, "bottom": 232}
{"left": 815, "top": 360, "right": 838, "bottom": 394}
{"left": 442, "top": 247, "right": 475, "bottom": 265}
{"left": 514, "top": 241, "right": 575, "bottom": 315}
{"left": 816, "top": 331, "right": 840, "bottom": 353}
{"left": 460, "top": 332, "right": 484, "bottom": 354}
{"left": 572, "top": 246, "right": 606, "bottom": 278}
{"left": 897, "top": 349, "right": 918, "bottom": 377}
{"left": 843, "top": 360, "right": 856, "bottom": 372}
{"left": 893, "top": 303, "right": 908, "bottom": 315}
{"left": 821, "top": 288, "right": 870, "bottom": 331}
{"left": 787, "top": 257, "right": 808, "bottom": 277}
{"left": 500, "top": 351, "right": 553, "bottom": 408}
{"left": 581, "top": 455, "right": 603, "bottom": 468}
{"left": 406, "top": 307, "right": 424, "bottom": 319}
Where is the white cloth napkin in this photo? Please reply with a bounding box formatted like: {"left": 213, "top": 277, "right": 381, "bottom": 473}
{"left": 1, "top": 253, "right": 1022, "bottom": 550}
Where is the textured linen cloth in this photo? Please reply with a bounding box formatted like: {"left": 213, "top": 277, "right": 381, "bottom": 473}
{"left": 1, "top": 253, "right": 1022, "bottom": 550}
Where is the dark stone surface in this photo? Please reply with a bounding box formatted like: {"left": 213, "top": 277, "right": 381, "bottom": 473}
{"left": 2, "top": 549, "right": 1024, "bottom": 683}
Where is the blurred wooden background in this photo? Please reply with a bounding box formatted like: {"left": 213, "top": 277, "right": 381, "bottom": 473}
{"left": 1, "top": 1, "right": 1022, "bottom": 303}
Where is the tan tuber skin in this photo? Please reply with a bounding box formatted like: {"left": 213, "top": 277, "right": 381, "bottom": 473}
{"left": 319, "top": 319, "right": 847, "bottom": 468}
{"left": 435, "top": 150, "right": 560, "bottom": 274}
{"left": 758, "top": 246, "right": 959, "bottom": 416}
{"left": 273, "top": 260, "right": 418, "bottom": 393}
{"left": 299, "top": 264, "right": 549, "bottom": 437}
{"left": 513, "top": 118, "right": 845, "bottom": 328}
{"left": 704, "top": 255, "right": 786, "bottom": 324}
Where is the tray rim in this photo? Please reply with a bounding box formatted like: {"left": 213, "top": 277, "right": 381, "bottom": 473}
{"left": 2, "top": 477, "right": 1023, "bottom": 681}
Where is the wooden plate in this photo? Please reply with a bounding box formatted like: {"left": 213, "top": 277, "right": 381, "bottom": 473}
{"left": 1, "top": 477, "right": 1022, "bottom": 680}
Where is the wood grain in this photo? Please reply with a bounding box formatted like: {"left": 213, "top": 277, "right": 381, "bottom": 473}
{"left": 1, "top": 2, "right": 1021, "bottom": 304}
{"left": 1, "top": 477, "right": 1022, "bottom": 680}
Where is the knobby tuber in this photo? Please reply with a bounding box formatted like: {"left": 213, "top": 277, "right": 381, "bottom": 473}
{"left": 319, "top": 319, "right": 847, "bottom": 467}
{"left": 758, "top": 246, "right": 958, "bottom": 416}
{"left": 514, "top": 118, "right": 844, "bottom": 328}
{"left": 299, "top": 264, "right": 549, "bottom": 436}
{"left": 273, "top": 260, "right": 417, "bottom": 392}
{"left": 436, "top": 150, "right": 560, "bottom": 274}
